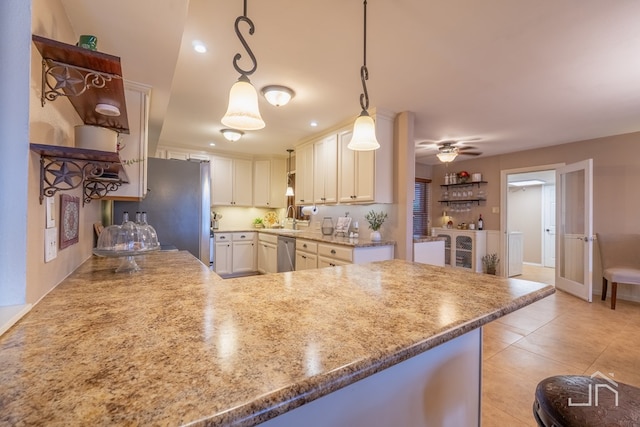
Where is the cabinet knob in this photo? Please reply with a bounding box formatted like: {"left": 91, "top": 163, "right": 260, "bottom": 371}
{"left": 303, "top": 243, "right": 307, "bottom": 248}
{"left": 302, "top": 255, "right": 307, "bottom": 259}
{"left": 240, "top": 235, "right": 245, "bottom": 238}
{"left": 330, "top": 249, "right": 336, "bottom": 254}
{"left": 330, "top": 263, "right": 335, "bottom": 267}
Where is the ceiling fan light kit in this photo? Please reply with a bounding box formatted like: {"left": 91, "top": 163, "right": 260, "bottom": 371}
{"left": 221, "top": 0, "right": 266, "bottom": 131}
{"left": 347, "top": 0, "right": 380, "bottom": 151}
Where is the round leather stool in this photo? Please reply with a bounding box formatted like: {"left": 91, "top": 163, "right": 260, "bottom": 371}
{"left": 533, "top": 375, "right": 640, "bottom": 426}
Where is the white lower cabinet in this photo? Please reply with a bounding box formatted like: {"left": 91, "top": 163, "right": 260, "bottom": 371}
{"left": 214, "top": 232, "right": 256, "bottom": 276}
{"left": 299, "top": 241, "right": 394, "bottom": 270}
{"left": 232, "top": 232, "right": 256, "bottom": 274}
{"left": 214, "top": 233, "right": 232, "bottom": 276}
{"left": 431, "top": 228, "right": 486, "bottom": 273}
{"left": 257, "top": 233, "right": 278, "bottom": 274}
{"left": 295, "top": 239, "right": 318, "bottom": 271}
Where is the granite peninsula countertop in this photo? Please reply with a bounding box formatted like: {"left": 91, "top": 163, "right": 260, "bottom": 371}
{"left": 214, "top": 227, "right": 395, "bottom": 248}
{"left": 0, "top": 251, "right": 554, "bottom": 426}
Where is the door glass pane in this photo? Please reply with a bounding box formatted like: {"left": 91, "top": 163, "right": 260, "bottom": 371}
{"left": 559, "top": 169, "right": 584, "bottom": 283}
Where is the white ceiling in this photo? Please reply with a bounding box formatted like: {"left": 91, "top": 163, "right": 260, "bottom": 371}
{"left": 59, "top": 0, "right": 640, "bottom": 165}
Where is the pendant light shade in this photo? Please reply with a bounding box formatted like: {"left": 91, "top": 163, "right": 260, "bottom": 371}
{"left": 221, "top": 0, "right": 265, "bottom": 131}
{"left": 348, "top": 0, "right": 379, "bottom": 151}
{"left": 221, "top": 76, "right": 265, "bottom": 130}
{"left": 348, "top": 111, "right": 380, "bottom": 151}
{"left": 285, "top": 148, "right": 294, "bottom": 197}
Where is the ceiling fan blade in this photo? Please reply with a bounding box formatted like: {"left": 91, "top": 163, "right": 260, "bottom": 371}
{"left": 459, "top": 151, "right": 482, "bottom": 156}
{"left": 457, "top": 146, "right": 478, "bottom": 151}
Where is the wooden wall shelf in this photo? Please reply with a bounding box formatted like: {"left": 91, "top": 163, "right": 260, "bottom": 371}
{"left": 32, "top": 34, "right": 129, "bottom": 134}
{"left": 30, "top": 143, "right": 129, "bottom": 205}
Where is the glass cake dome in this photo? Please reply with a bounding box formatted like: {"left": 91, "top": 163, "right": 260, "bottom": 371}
{"left": 94, "top": 212, "right": 160, "bottom": 272}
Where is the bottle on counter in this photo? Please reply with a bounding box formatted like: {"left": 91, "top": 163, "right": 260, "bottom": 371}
{"left": 478, "top": 214, "right": 484, "bottom": 230}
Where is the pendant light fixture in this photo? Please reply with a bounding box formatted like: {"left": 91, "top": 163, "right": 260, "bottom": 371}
{"left": 221, "top": 0, "right": 265, "bottom": 131}
{"left": 285, "top": 149, "right": 294, "bottom": 197}
{"left": 347, "top": 0, "right": 380, "bottom": 151}
{"left": 436, "top": 149, "right": 458, "bottom": 163}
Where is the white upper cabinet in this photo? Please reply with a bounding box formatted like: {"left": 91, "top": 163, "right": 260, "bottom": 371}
{"left": 295, "top": 143, "right": 314, "bottom": 205}
{"left": 211, "top": 156, "right": 253, "bottom": 206}
{"left": 313, "top": 134, "right": 338, "bottom": 204}
{"left": 104, "top": 81, "right": 151, "bottom": 200}
{"left": 254, "top": 158, "right": 286, "bottom": 208}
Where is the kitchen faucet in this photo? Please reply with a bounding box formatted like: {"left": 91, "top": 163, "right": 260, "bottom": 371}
{"left": 285, "top": 205, "right": 297, "bottom": 230}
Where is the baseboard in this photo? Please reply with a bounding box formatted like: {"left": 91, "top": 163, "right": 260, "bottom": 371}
{"left": 0, "top": 304, "right": 32, "bottom": 337}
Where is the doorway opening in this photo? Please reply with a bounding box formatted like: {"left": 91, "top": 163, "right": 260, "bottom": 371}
{"left": 501, "top": 165, "right": 560, "bottom": 281}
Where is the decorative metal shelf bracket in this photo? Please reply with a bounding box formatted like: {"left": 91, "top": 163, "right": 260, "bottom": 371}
{"left": 38, "top": 155, "right": 123, "bottom": 205}
{"left": 40, "top": 58, "right": 122, "bottom": 106}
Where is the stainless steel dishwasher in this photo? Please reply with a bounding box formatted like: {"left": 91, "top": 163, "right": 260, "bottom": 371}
{"left": 277, "top": 235, "right": 296, "bottom": 272}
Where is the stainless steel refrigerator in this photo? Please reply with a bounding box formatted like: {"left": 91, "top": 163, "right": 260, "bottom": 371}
{"left": 113, "top": 157, "right": 211, "bottom": 265}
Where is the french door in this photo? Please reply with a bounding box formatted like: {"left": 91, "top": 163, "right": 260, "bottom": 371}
{"left": 555, "top": 159, "right": 593, "bottom": 301}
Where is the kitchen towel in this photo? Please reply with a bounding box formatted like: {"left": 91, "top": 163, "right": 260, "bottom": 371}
{"left": 301, "top": 205, "right": 318, "bottom": 216}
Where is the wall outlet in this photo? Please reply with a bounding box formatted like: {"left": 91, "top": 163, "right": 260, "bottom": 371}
{"left": 492, "top": 206, "right": 500, "bottom": 214}
{"left": 45, "top": 227, "right": 58, "bottom": 262}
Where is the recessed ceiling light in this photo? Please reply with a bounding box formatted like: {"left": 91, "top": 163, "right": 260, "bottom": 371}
{"left": 192, "top": 40, "right": 207, "bottom": 53}
{"left": 310, "top": 121, "right": 318, "bottom": 127}
{"left": 209, "top": 142, "right": 216, "bottom": 147}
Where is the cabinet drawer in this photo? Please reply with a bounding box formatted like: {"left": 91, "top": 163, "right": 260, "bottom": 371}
{"left": 296, "top": 239, "right": 318, "bottom": 253}
{"left": 214, "top": 233, "right": 232, "bottom": 242}
{"left": 318, "top": 243, "right": 353, "bottom": 262}
{"left": 258, "top": 232, "right": 278, "bottom": 245}
{"left": 233, "top": 232, "right": 255, "bottom": 241}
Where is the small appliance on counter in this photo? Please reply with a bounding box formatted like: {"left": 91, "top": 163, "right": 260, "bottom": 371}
{"left": 211, "top": 210, "right": 222, "bottom": 230}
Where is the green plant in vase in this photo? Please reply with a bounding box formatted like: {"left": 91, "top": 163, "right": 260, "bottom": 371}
{"left": 364, "top": 210, "right": 387, "bottom": 241}
{"left": 482, "top": 253, "right": 500, "bottom": 275}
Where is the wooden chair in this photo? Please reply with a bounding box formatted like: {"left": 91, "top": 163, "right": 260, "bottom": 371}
{"left": 596, "top": 233, "right": 640, "bottom": 309}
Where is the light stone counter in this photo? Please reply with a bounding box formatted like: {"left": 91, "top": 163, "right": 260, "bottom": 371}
{"left": 0, "top": 251, "right": 554, "bottom": 426}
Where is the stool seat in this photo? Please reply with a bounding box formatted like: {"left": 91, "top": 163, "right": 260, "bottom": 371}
{"left": 533, "top": 375, "right": 640, "bottom": 426}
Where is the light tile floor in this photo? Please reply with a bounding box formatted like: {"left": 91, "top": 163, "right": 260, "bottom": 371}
{"left": 482, "top": 264, "right": 640, "bottom": 426}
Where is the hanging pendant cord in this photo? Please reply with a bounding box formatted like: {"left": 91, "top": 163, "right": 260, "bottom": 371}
{"left": 233, "top": 0, "right": 257, "bottom": 77}
{"left": 359, "top": 0, "right": 370, "bottom": 112}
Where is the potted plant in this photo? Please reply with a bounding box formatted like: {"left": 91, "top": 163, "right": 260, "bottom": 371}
{"left": 364, "top": 210, "right": 388, "bottom": 241}
{"left": 253, "top": 217, "right": 264, "bottom": 228}
{"left": 482, "top": 253, "right": 500, "bottom": 275}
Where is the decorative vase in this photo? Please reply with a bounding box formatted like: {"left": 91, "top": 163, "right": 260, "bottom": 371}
{"left": 370, "top": 230, "right": 381, "bottom": 241}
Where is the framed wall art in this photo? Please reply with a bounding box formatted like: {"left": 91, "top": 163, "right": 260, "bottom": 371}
{"left": 59, "top": 194, "right": 79, "bottom": 249}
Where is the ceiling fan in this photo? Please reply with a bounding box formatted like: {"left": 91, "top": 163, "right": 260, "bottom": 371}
{"left": 416, "top": 138, "right": 483, "bottom": 162}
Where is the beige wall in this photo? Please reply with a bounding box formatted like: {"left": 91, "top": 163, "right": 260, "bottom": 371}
{"left": 26, "top": 0, "right": 102, "bottom": 304}
{"left": 431, "top": 131, "right": 640, "bottom": 301}
{"left": 507, "top": 185, "right": 542, "bottom": 264}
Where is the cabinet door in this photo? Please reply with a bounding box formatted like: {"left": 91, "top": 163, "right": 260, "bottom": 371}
{"left": 214, "top": 242, "right": 232, "bottom": 275}
{"left": 233, "top": 159, "right": 253, "bottom": 206}
{"left": 211, "top": 157, "right": 234, "bottom": 205}
{"left": 104, "top": 82, "right": 150, "bottom": 200}
{"left": 295, "top": 251, "right": 318, "bottom": 271}
{"left": 318, "top": 256, "right": 349, "bottom": 268}
{"left": 265, "top": 243, "right": 278, "bottom": 273}
{"left": 269, "top": 158, "right": 286, "bottom": 208}
{"left": 354, "top": 150, "right": 375, "bottom": 202}
{"left": 295, "top": 144, "right": 314, "bottom": 204}
{"left": 254, "top": 160, "right": 271, "bottom": 207}
{"left": 338, "top": 131, "right": 356, "bottom": 203}
{"left": 313, "top": 135, "right": 338, "bottom": 204}
{"left": 258, "top": 241, "right": 277, "bottom": 274}
{"left": 232, "top": 240, "right": 256, "bottom": 273}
